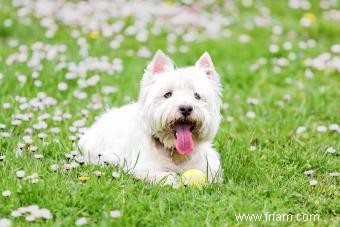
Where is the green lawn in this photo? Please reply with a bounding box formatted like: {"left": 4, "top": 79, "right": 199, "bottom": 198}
{"left": 0, "top": 0, "right": 339, "bottom": 226}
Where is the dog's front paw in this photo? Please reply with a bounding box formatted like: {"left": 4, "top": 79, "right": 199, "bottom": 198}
{"left": 159, "top": 173, "right": 180, "bottom": 188}
{"left": 133, "top": 170, "right": 180, "bottom": 188}
{"left": 207, "top": 169, "right": 223, "bottom": 184}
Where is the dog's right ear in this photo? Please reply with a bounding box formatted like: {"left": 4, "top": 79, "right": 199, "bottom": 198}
{"left": 146, "top": 50, "right": 174, "bottom": 74}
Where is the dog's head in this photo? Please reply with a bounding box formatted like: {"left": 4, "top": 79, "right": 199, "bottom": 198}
{"left": 138, "top": 50, "right": 222, "bottom": 155}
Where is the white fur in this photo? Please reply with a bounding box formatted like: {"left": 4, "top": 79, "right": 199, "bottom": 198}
{"left": 79, "top": 50, "right": 223, "bottom": 187}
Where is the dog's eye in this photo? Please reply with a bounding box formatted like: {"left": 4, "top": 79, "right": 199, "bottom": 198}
{"left": 194, "top": 92, "right": 201, "bottom": 100}
{"left": 164, "top": 92, "right": 172, "bottom": 98}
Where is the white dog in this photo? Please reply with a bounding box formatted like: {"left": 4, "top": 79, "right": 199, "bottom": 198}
{"left": 79, "top": 50, "right": 223, "bottom": 186}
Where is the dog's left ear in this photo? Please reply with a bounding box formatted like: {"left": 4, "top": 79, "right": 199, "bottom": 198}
{"left": 146, "top": 50, "right": 174, "bottom": 74}
{"left": 195, "top": 52, "right": 217, "bottom": 79}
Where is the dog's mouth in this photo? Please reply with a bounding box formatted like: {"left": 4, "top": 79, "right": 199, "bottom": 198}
{"left": 172, "top": 119, "right": 195, "bottom": 155}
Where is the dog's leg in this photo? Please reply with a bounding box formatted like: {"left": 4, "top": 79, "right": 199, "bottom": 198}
{"left": 187, "top": 144, "right": 223, "bottom": 183}
{"left": 132, "top": 169, "right": 180, "bottom": 187}
{"left": 204, "top": 147, "right": 223, "bottom": 183}
{"left": 78, "top": 133, "right": 120, "bottom": 165}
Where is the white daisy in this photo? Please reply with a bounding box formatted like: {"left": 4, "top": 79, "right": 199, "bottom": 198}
{"left": 2, "top": 190, "right": 11, "bottom": 197}
{"left": 75, "top": 217, "right": 88, "bottom": 226}
{"left": 110, "top": 210, "right": 122, "bottom": 218}
{"left": 16, "top": 170, "right": 26, "bottom": 178}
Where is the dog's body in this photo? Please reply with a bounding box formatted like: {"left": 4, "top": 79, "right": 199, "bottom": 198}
{"left": 79, "top": 50, "right": 223, "bottom": 186}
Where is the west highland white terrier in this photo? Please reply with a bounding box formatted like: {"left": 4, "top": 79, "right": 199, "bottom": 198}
{"left": 79, "top": 50, "right": 223, "bottom": 186}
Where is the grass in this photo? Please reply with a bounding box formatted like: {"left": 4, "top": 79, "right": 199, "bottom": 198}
{"left": 0, "top": 0, "right": 339, "bottom": 226}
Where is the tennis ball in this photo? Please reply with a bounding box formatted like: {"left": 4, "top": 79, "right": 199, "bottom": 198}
{"left": 180, "top": 169, "right": 207, "bottom": 187}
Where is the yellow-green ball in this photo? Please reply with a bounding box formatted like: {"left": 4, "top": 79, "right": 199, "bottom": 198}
{"left": 180, "top": 169, "right": 207, "bottom": 187}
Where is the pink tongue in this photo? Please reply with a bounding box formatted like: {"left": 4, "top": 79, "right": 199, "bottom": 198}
{"left": 175, "top": 124, "right": 194, "bottom": 155}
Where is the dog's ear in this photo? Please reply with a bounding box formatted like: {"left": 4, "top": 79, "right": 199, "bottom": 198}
{"left": 147, "top": 50, "right": 174, "bottom": 74}
{"left": 195, "top": 52, "right": 216, "bottom": 79}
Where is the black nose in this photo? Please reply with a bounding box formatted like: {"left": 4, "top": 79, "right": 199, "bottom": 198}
{"left": 179, "top": 105, "right": 193, "bottom": 117}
